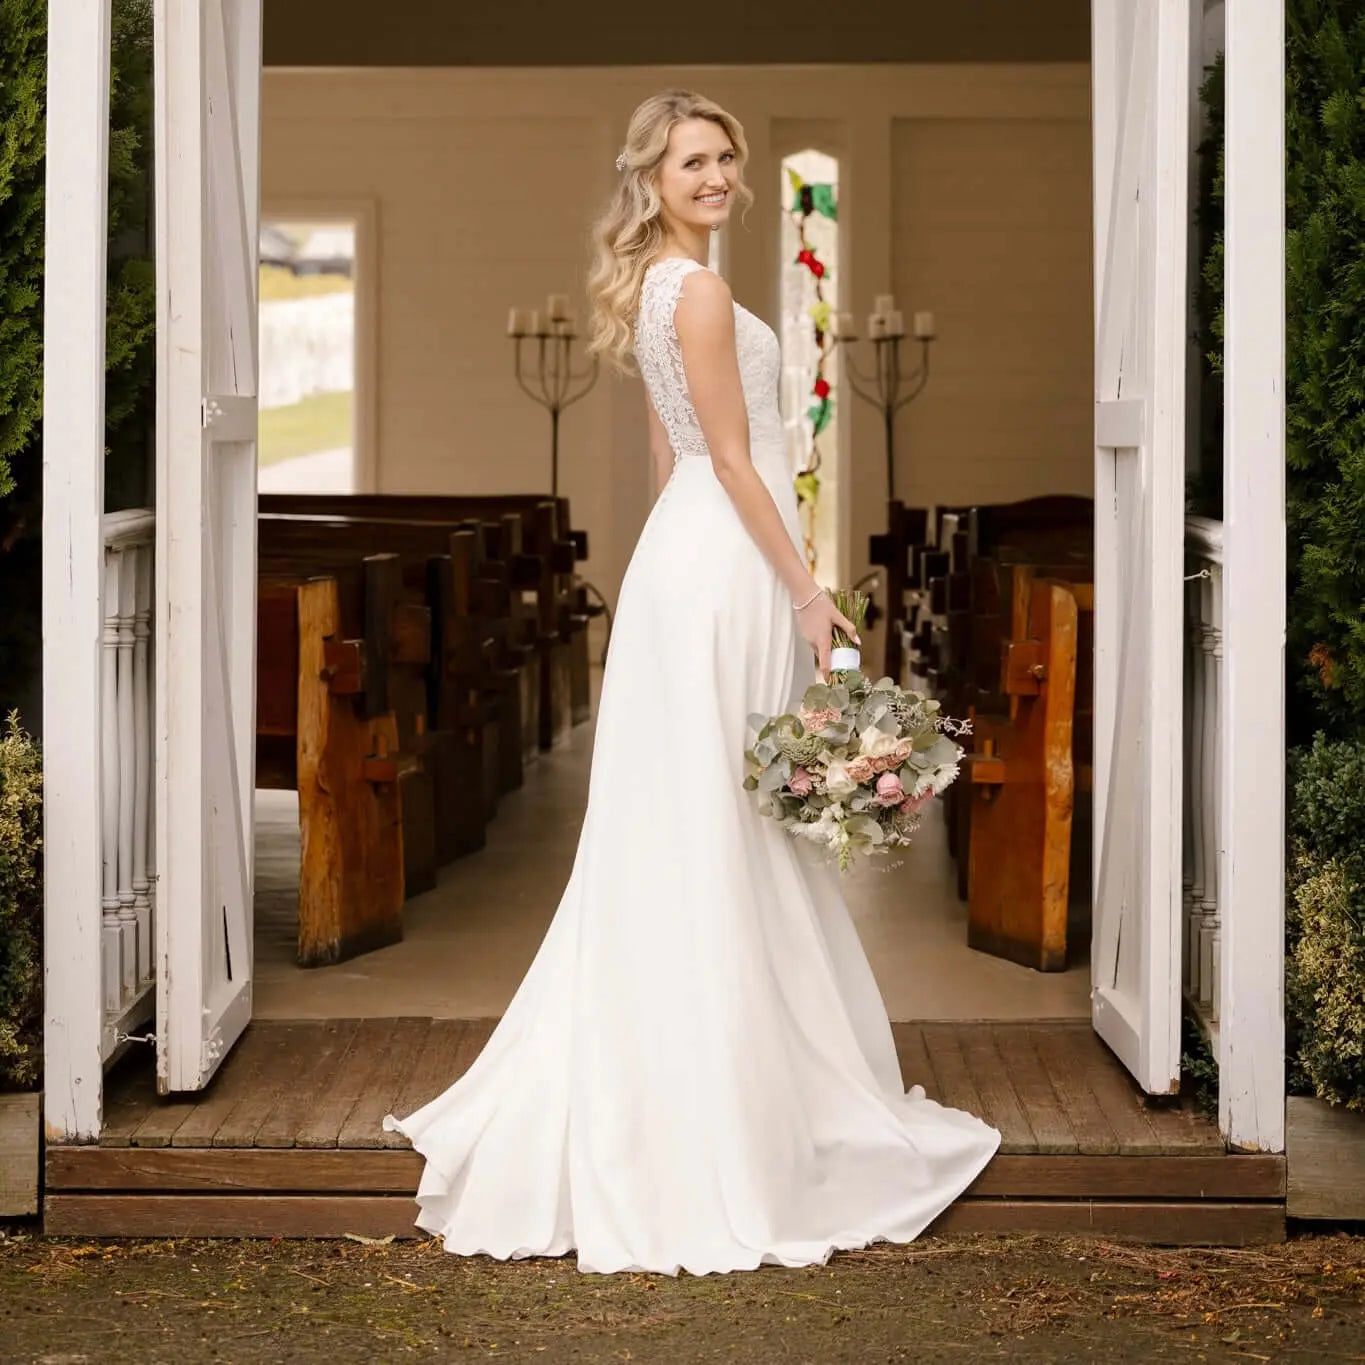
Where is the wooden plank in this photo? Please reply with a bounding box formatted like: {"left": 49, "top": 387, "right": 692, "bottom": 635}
{"left": 45, "top": 1145, "right": 1284, "bottom": 1201}
{"left": 43, "top": 1193, "right": 1284, "bottom": 1246}
{"left": 211, "top": 1022, "right": 329, "bottom": 1148}
{"left": 919, "top": 1024, "right": 987, "bottom": 1119}
{"left": 891, "top": 1023, "right": 940, "bottom": 1102}
{"left": 992, "top": 1025, "right": 1079, "bottom": 1155}
{"left": 381, "top": 1020, "right": 469, "bottom": 1148}
{"left": 929, "top": 1199, "right": 1285, "bottom": 1246}
{"left": 170, "top": 1021, "right": 282, "bottom": 1147}
{"left": 0, "top": 1093, "right": 40, "bottom": 1216}
{"left": 955, "top": 1024, "right": 1036, "bottom": 1154}
{"left": 44, "top": 1194, "right": 422, "bottom": 1240}
{"left": 126, "top": 1093, "right": 203, "bottom": 1149}
{"left": 972, "top": 1153, "right": 1284, "bottom": 1201}
{"left": 339, "top": 1017, "right": 433, "bottom": 1148}
{"left": 253, "top": 1019, "right": 360, "bottom": 1149}
{"left": 1071, "top": 1029, "right": 1171, "bottom": 1155}
{"left": 294, "top": 1017, "right": 396, "bottom": 1150}
{"left": 1286, "top": 1095, "right": 1365, "bottom": 1220}
{"left": 47, "top": 1146, "right": 422, "bottom": 1193}
{"left": 97, "top": 1057, "right": 160, "bottom": 1146}
{"left": 1029, "top": 1025, "right": 1121, "bottom": 1154}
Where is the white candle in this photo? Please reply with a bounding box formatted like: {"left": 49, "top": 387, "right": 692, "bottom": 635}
{"left": 559, "top": 310, "right": 577, "bottom": 334}
{"left": 885, "top": 310, "right": 905, "bottom": 338}
{"left": 546, "top": 293, "right": 570, "bottom": 321}
{"left": 528, "top": 309, "right": 545, "bottom": 336}
{"left": 874, "top": 293, "right": 896, "bottom": 316}
{"left": 831, "top": 312, "right": 857, "bottom": 339}
{"left": 913, "top": 310, "right": 936, "bottom": 339}
{"left": 507, "top": 307, "right": 530, "bottom": 337}
{"left": 867, "top": 313, "right": 888, "bottom": 339}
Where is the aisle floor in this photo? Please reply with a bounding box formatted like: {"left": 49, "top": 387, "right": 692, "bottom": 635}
{"left": 253, "top": 685, "right": 1092, "bottom": 1023}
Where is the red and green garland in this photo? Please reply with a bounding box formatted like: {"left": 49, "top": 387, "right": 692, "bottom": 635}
{"left": 787, "top": 169, "right": 837, "bottom": 566}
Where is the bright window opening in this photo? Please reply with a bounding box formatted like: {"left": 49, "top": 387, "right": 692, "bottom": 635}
{"left": 257, "top": 218, "right": 357, "bottom": 492}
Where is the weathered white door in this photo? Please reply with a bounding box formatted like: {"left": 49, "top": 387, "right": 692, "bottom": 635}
{"left": 1089, "top": 0, "right": 1190, "bottom": 1094}
{"left": 153, "top": 0, "right": 262, "bottom": 1091}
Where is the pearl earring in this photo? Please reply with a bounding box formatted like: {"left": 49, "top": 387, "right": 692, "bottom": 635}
{"left": 710, "top": 223, "right": 721, "bottom": 233}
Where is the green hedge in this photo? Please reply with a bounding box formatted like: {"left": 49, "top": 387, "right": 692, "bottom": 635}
{"left": 1282, "top": 3, "right": 1365, "bottom": 1112}
{"left": 0, "top": 0, "right": 154, "bottom": 1089}
{"left": 1285, "top": 2, "right": 1365, "bottom": 736}
{"left": 0, "top": 715, "right": 41, "bottom": 1090}
{"left": 0, "top": 0, "right": 155, "bottom": 721}
{"left": 1286, "top": 737, "right": 1365, "bottom": 1111}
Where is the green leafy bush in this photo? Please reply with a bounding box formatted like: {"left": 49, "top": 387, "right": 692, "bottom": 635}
{"left": 0, "top": 713, "right": 42, "bottom": 1090}
{"left": 1287, "top": 855, "right": 1365, "bottom": 1111}
{"left": 0, "top": 0, "right": 155, "bottom": 719}
{"left": 1284, "top": 3, "right": 1365, "bottom": 734}
{"left": 1285, "top": 735, "right": 1365, "bottom": 1110}
{"left": 0, "top": 0, "right": 46, "bottom": 505}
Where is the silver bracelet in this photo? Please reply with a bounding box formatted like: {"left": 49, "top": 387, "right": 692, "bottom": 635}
{"left": 794, "top": 587, "right": 823, "bottom": 612}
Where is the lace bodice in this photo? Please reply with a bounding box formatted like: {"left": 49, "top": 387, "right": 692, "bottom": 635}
{"left": 634, "top": 258, "right": 785, "bottom": 466}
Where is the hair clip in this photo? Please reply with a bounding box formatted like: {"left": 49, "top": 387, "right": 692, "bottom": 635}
{"left": 615, "top": 151, "right": 628, "bottom": 172}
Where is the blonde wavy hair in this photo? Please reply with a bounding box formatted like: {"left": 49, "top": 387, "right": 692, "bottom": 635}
{"left": 586, "top": 90, "right": 753, "bottom": 373}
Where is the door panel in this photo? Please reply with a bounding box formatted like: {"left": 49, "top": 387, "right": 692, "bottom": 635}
{"left": 154, "top": 0, "right": 262, "bottom": 1092}
{"left": 1089, "top": 0, "right": 1189, "bottom": 1094}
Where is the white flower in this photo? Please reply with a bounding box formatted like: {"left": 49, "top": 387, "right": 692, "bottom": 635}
{"left": 824, "top": 760, "right": 858, "bottom": 798}
{"left": 858, "top": 725, "right": 903, "bottom": 760}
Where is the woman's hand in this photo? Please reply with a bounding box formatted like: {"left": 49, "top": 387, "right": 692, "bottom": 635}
{"left": 796, "top": 592, "right": 860, "bottom": 682}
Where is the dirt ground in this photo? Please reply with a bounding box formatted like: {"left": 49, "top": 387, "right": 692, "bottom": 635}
{"left": 2, "top": 1228, "right": 1363, "bottom": 1364}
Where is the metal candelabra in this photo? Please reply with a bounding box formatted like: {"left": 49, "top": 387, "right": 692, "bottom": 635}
{"left": 507, "top": 295, "right": 599, "bottom": 497}
{"left": 827, "top": 296, "right": 936, "bottom": 681}
{"left": 830, "top": 295, "right": 936, "bottom": 504}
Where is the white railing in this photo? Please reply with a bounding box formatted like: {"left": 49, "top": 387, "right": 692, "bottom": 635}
{"left": 100, "top": 509, "right": 156, "bottom": 1060}
{"left": 1183, "top": 515, "right": 1223, "bottom": 1036}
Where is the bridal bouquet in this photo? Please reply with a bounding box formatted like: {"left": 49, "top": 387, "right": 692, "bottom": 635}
{"left": 743, "top": 589, "right": 969, "bottom": 871}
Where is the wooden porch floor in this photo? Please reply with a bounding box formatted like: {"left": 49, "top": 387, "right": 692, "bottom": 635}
{"left": 46, "top": 1018, "right": 1285, "bottom": 1246}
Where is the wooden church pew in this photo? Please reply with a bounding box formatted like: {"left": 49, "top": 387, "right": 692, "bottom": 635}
{"left": 259, "top": 492, "right": 592, "bottom": 745}
{"left": 962, "top": 567, "right": 1094, "bottom": 972}
{"left": 259, "top": 513, "right": 525, "bottom": 812}
{"left": 257, "top": 549, "right": 447, "bottom": 902}
{"left": 256, "top": 570, "right": 410, "bottom": 967}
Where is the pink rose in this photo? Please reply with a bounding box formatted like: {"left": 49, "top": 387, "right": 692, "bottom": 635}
{"left": 874, "top": 772, "right": 905, "bottom": 806}
{"left": 898, "top": 788, "right": 933, "bottom": 816}
{"left": 845, "top": 755, "right": 876, "bottom": 785}
{"left": 798, "top": 705, "right": 842, "bottom": 734}
{"left": 788, "top": 767, "right": 814, "bottom": 797}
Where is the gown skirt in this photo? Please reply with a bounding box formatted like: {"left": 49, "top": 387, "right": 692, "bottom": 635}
{"left": 383, "top": 452, "right": 1002, "bottom": 1276}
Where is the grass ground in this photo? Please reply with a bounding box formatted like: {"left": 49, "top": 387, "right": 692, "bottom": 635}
{"left": 258, "top": 390, "right": 353, "bottom": 467}
{"left": 2, "top": 1229, "right": 1362, "bottom": 1363}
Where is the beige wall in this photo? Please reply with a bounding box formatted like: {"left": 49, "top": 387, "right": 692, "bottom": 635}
{"left": 261, "top": 64, "right": 1092, "bottom": 619}
{"left": 891, "top": 117, "right": 1094, "bottom": 507}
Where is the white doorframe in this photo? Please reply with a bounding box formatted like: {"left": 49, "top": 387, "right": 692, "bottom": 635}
{"left": 1219, "top": 0, "right": 1286, "bottom": 1153}
{"left": 40, "top": 0, "right": 114, "bottom": 1144}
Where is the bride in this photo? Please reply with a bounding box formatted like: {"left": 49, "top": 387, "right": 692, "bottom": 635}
{"left": 384, "top": 89, "right": 1001, "bottom": 1276}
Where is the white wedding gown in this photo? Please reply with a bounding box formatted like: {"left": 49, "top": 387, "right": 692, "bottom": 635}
{"left": 384, "top": 256, "right": 1001, "bottom": 1275}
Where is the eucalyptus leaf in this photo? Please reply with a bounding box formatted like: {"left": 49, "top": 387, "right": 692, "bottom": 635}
{"left": 926, "top": 736, "right": 960, "bottom": 766}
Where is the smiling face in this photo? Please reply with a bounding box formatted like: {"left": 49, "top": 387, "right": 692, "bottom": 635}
{"left": 654, "top": 116, "right": 739, "bottom": 239}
